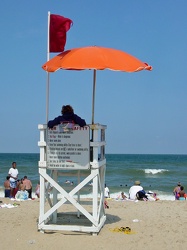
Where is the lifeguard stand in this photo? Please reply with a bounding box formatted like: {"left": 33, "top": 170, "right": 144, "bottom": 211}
{"left": 38, "top": 123, "right": 107, "bottom": 235}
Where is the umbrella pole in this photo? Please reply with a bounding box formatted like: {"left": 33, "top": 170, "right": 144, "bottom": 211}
{"left": 92, "top": 69, "right": 96, "bottom": 125}
{"left": 90, "top": 69, "right": 96, "bottom": 161}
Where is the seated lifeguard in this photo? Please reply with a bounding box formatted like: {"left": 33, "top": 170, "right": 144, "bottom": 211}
{"left": 48, "top": 104, "right": 86, "bottom": 128}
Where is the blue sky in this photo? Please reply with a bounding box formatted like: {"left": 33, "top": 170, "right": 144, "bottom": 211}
{"left": 0, "top": 1, "right": 187, "bottom": 154}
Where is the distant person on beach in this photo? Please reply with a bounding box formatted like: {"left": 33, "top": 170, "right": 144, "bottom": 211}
{"left": 19, "top": 178, "right": 25, "bottom": 191}
{"left": 129, "top": 180, "right": 143, "bottom": 200}
{"left": 173, "top": 182, "right": 181, "bottom": 200}
{"left": 136, "top": 190, "right": 148, "bottom": 201}
{"left": 23, "top": 176, "right": 32, "bottom": 199}
{"left": 146, "top": 191, "right": 159, "bottom": 201}
{"left": 178, "top": 186, "right": 187, "bottom": 200}
{"left": 104, "top": 184, "right": 110, "bottom": 198}
{"left": 35, "top": 181, "right": 40, "bottom": 198}
{"left": 8, "top": 162, "right": 18, "bottom": 198}
{"left": 13, "top": 179, "right": 20, "bottom": 197}
{"left": 45, "top": 179, "right": 53, "bottom": 193}
{"left": 121, "top": 192, "right": 127, "bottom": 200}
{"left": 4, "top": 176, "right": 10, "bottom": 198}
{"left": 104, "top": 184, "right": 110, "bottom": 209}
{"left": 48, "top": 104, "right": 86, "bottom": 128}
{"left": 104, "top": 200, "right": 109, "bottom": 209}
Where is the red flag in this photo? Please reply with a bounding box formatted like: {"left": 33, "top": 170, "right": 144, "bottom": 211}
{"left": 49, "top": 14, "right": 73, "bottom": 53}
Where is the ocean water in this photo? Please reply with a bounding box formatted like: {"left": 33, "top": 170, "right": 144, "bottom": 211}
{"left": 0, "top": 153, "right": 187, "bottom": 200}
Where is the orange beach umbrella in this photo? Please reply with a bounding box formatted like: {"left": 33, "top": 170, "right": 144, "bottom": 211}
{"left": 42, "top": 46, "right": 152, "bottom": 124}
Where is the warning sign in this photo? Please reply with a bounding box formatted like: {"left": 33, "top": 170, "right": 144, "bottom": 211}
{"left": 47, "top": 125, "right": 90, "bottom": 169}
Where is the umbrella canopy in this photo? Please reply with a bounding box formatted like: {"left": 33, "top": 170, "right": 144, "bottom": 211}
{"left": 42, "top": 46, "right": 152, "bottom": 72}
{"left": 42, "top": 46, "right": 152, "bottom": 124}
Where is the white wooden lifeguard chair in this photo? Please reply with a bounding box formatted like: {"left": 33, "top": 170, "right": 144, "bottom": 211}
{"left": 38, "top": 122, "right": 107, "bottom": 235}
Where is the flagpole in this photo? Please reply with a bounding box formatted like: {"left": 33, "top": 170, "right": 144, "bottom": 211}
{"left": 46, "top": 11, "right": 50, "bottom": 124}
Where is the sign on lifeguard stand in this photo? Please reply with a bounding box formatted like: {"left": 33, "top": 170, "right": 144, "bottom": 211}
{"left": 47, "top": 125, "right": 90, "bottom": 169}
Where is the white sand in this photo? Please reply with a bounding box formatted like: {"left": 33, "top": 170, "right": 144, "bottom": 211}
{"left": 1, "top": 198, "right": 187, "bottom": 250}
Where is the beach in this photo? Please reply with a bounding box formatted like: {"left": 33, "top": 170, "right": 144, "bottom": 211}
{"left": 1, "top": 154, "right": 187, "bottom": 249}
{"left": 1, "top": 197, "right": 187, "bottom": 250}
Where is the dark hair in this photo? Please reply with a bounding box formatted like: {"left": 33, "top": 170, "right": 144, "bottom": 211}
{"left": 12, "top": 161, "right": 16, "bottom": 165}
{"left": 61, "top": 105, "right": 74, "bottom": 115}
{"left": 6, "top": 176, "right": 10, "bottom": 180}
{"left": 180, "top": 186, "right": 184, "bottom": 191}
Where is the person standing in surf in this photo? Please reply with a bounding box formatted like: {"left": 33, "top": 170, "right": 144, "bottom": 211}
{"left": 173, "top": 182, "right": 181, "bottom": 200}
{"left": 8, "top": 162, "right": 19, "bottom": 198}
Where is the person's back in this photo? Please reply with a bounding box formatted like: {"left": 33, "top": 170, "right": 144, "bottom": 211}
{"left": 4, "top": 176, "right": 10, "bottom": 198}
{"left": 48, "top": 104, "right": 86, "bottom": 128}
{"left": 23, "top": 177, "right": 32, "bottom": 189}
{"left": 129, "top": 181, "right": 143, "bottom": 200}
{"left": 23, "top": 176, "right": 32, "bottom": 199}
{"left": 4, "top": 177, "right": 10, "bottom": 189}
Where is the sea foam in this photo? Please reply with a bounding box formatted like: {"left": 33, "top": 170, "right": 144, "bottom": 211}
{"left": 144, "top": 169, "right": 168, "bottom": 175}
{"left": 0, "top": 190, "right": 176, "bottom": 201}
